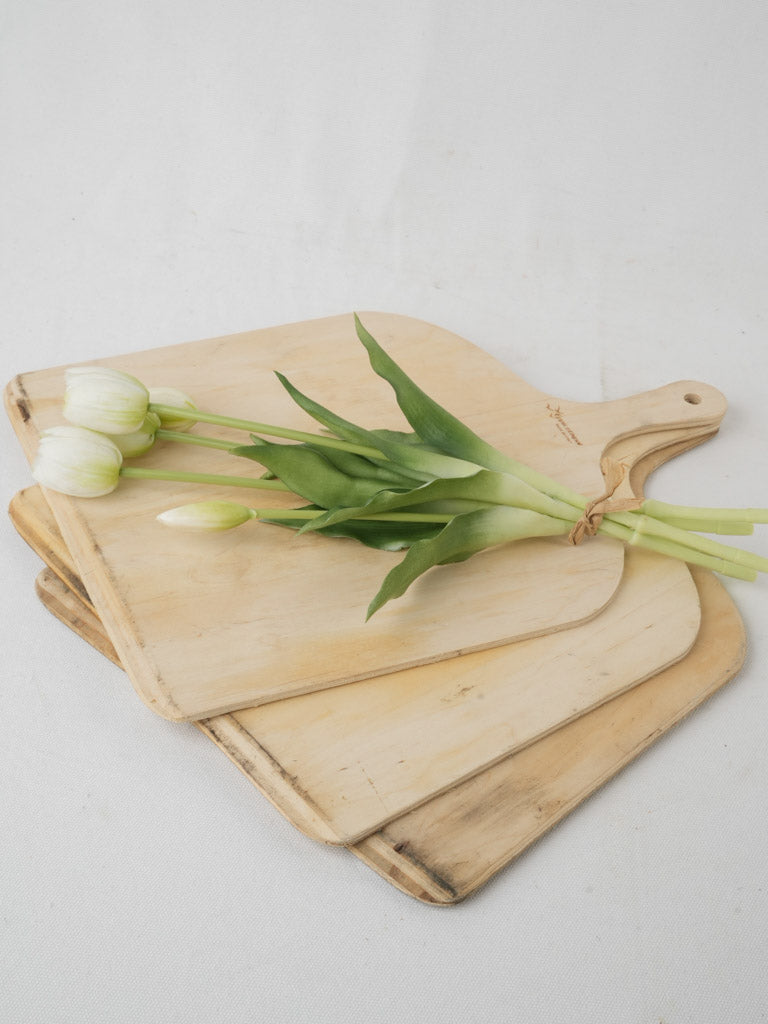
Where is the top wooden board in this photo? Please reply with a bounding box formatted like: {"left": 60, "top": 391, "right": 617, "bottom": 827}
{"left": 4, "top": 312, "right": 726, "bottom": 720}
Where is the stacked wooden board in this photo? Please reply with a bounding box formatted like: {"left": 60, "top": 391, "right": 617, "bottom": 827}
{"left": 5, "top": 313, "right": 747, "bottom": 902}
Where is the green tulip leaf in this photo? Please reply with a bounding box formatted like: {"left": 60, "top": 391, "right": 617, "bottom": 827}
{"left": 258, "top": 505, "right": 443, "bottom": 551}
{"left": 275, "top": 372, "right": 480, "bottom": 481}
{"left": 299, "top": 469, "right": 573, "bottom": 535}
{"left": 299, "top": 442, "right": 420, "bottom": 489}
{"left": 232, "top": 438, "right": 389, "bottom": 508}
{"left": 354, "top": 314, "right": 517, "bottom": 474}
{"left": 366, "top": 506, "right": 570, "bottom": 619}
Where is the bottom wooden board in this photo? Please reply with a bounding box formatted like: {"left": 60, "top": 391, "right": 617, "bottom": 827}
{"left": 34, "top": 563, "right": 744, "bottom": 903}
{"left": 353, "top": 568, "right": 745, "bottom": 901}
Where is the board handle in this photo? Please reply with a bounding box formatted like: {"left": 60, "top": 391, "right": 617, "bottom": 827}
{"left": 562, "top": 380, "right": 727, "bottom": 448}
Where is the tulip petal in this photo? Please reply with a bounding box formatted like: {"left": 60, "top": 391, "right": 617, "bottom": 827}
{"left": 64, "top": 366, "right": 149, "bottom": 434}
{"left": 275, "top": 372, "right": 480, "bottom": 481}
{"left": 157, "top": 501, "right": 253, "bottom": 531}
{"left": 32, "top": 425, "right": 123, "bottom": 497}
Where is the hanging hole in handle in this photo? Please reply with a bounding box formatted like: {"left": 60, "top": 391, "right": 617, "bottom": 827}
{"left": 684, "top": 392, "right": 702, "bottom": 405}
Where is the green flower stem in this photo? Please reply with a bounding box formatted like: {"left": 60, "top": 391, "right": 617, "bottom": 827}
{"left": 454, "top": 479, "right": 768, "bottom": 575}
{"left": 539, "top": 496, "right": 767, "bottom": 574}
{"left": 641, "top": 498, "right": 768, "bottom": 526}
{"left": 593, "top": 517, "right": 758, "bottom": 582}
{"left": 149, "top": 404, "right": 385, "bottom": 460}
{"left": 489, "top": 459, "right": 767, "bottom": 573}
{"left": 123, "top": 468, "right": 756, "bottom": 578}
{"left": 491, "top": 456, "right": 594, "bottom": 510}
{"left": 265, "top": 502, "right": 755, "bottom": 578}
{"left": 150, "top": 401, "right": 767, "bottom": 572}
{"left": 601, "top": 508, "right": 768, "bottom": 574}
{"left": 639, "top": 516, "right": 754, "bottom": 536}
{"left": 539, "top": 501, "right": 764, "bottom": 577}
{"left": 119, "top": 466, "right": 292, "bottom": 491}
{"left": 139, "top": 411, "right": 768, "bottom": 579}
{"left": 155, "top": 429, "right": 239, "bottom": 451}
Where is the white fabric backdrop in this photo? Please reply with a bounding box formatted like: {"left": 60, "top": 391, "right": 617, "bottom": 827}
{"left": 2, "top": 2, "right": 766, "bottom": 1021}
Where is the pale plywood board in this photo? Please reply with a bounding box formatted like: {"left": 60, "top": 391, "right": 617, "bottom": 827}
{"left": 352, "top": 567, "right": 745, "bottom": 902}
{"left": 10, "top": 424, "right": 718, "bottom": 847}
{"left": 24, "top": 518, "right": 704, "bottom": 846}
{"left": 225, "top": 547, "right": 700, "bottom": 844}
{"left": 32, "top": 552, "right": 744, "bottom": 904}
{"left": 5, "top": 312, "right": 727, "bottom": 720}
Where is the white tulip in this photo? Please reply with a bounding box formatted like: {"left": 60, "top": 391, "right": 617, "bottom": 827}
{"left": 157, "top": 501, "right": 254, "bottom": 531}
{"left": 64, "top": 366, "right": 149, "bottom": 434}
{"left": 109, "top": 412, "right": 161, "bottom": 457}
{"left": 147, "top": 386, "right": 198, "bottom": 432}
{"left": 32, "top": 426, "right": 123, "bottom": 497}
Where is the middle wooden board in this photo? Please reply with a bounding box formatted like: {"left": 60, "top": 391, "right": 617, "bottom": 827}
{"left": 13, "top": 485, "right": 701, "bottom": 846}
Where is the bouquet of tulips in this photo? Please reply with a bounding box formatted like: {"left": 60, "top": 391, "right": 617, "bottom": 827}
{"left": 32, "top": 315, "right": 768, "bottom": 618}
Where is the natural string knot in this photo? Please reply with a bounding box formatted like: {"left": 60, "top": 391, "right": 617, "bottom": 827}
{"left": 568, "top": 457, "right": 643, "bottom": 545}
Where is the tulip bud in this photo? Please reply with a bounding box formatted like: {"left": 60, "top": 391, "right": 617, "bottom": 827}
{"left": 148, "top": 387, "right": 198, "bottom": 432}
{"left": 157, "top": 501, "right": 254, "bottom": 531}
{"left": 64, "top": 366, "right": 149, "bottom": 434}
{"left": 109, "top": 412, "right": 162, "bottom": 458}
{"left": 32, "top": 425, "right": 123, "bottom": 497}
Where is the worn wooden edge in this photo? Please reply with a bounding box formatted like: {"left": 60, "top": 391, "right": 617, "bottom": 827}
{"left": 31, "top": 567, "right": 347, "bottom": 845}
{"left": 10, "top": 488, "right": 96, "bottom": 613}
{"left": 351, "top": 567, "right": 746, "bottom": 903}
{"left": 35, "top": 568, "right": 120, "bottom": 666}
{"left": 195, "top": 716, "right": 343, "bottom": 844}
{"left": 323, "top": 552, "right": 703, "bottom": 847}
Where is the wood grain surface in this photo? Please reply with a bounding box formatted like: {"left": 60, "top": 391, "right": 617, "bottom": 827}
{"left": 29, "top": 520, "right": 745, "bottom": 903}
{"left": 4, "top": 312, "right": 727, "bottom": 719}
{"left": 352, "top": 566, "right": 745, "bottom": 902}
{"left": 12, "top": 423, "right": 716, "bottom": 847}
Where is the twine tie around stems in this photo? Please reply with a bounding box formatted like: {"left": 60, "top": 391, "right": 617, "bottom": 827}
{"left": 568, "top": 458, "right": 643, "bottom": 545}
